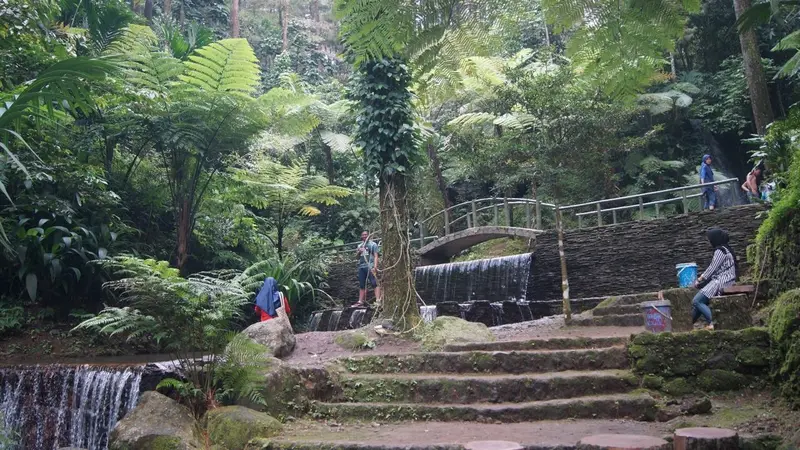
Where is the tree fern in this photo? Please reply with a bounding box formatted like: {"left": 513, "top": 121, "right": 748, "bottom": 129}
{"left": 181, "top": 39, "right": 260, "bottom": 95}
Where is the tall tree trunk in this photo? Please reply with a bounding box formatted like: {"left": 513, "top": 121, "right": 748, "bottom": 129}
{"left": 323, "top": 144, "right": 335, "bottom": 184}
{"left": 144, "top": 0, "right": 154, "bottom": 22}
{"left": 732, "top": 0, "right": 775, "bottom": 134}
{"left": 179, "top": 0, "right": 185, "bottom": 26}
{"left": 280, "top": 0, "right": 289, "bottom": 51}
{"left": 426, "top": 141, "right": 451, "bottom": 209}
{"left": 164, "top": 0, "right": 172, "bottom": 18}
{"left": 231, "top": 0, "right": 240, "bottom": 37}
{"left": 104, "top": 136, "right": 115, "bottom": 183}
{"left": 311, "top": 0, "right": 320, "bottom": 21}
{"left": 176, "top": 197, "right": 192, "bottom": 274}
{"left": 379, "top": 173, "right": 419, "bottom": 329}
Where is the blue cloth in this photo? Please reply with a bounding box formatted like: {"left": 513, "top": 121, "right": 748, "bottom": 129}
{"left": 255, "top": 277, "right": 281, "bottom": 317}
{"left": 692, "top": 291, "right": 712, "bottom": 324}
{"left": 703, "top": 190, "right": 717, "bottom": 209}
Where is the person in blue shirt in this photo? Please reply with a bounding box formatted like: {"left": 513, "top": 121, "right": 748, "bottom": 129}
{"left": 699, "top": 154, "right": 718, "bottom": 210}
{"left": 354, "top": 231, "right": 380, "bottom": 307}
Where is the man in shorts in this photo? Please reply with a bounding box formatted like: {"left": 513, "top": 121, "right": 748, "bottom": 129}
{"left": 355, "top": 231, "right": 380, "bottom": 307}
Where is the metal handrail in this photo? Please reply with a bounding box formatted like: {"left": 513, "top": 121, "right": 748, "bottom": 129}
{"left": 574, "top": 193, "right": 704, "bottom": 216}
{"left": 560, "top": 178, "right": 737, "bottom": 211}
{"left": 420, "top": 197, "right": 556, "bottom": 226}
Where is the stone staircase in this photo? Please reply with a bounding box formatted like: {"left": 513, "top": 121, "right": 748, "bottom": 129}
{"left": 569, "top": 293, "right": 657, "bottom": 328}
{"left": 308, "top": 335, "right": 656, "bottom": 425}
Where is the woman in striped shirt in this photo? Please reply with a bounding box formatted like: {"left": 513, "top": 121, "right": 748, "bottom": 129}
{"left": 692, "top": 228, "right": 738, "bottom": 330}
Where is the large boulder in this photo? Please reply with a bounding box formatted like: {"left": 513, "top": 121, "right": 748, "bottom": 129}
{"left": 205, "top": 406, "right": 282, "bottom": 449}
{"left": 109, "top": 391, "right": 201, "bottom": 450}
{"left": 417, "top": 316, "right": 495, "bottom": 351}
{"left": 242, "top": 313, "right": 296, "bottom": 358}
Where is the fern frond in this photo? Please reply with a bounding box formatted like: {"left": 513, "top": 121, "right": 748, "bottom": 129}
{"left": 181, "top": 39, "right": 260, "bottom": 95}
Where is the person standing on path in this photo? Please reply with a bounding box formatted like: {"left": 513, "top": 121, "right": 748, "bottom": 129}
{"left": 700, "top": 154, "right": 718, "bottom": 210}
{"left": 354, "top": 231, "right": 380, "bottom": 307}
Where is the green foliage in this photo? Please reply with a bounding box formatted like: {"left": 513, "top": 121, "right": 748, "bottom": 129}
{"left": 0, "top": 302, "right": 24, "bottom": 337}
{"left": 350, "top": 58, "right": 419, "bottom": 177}
{"left": 0, "top": 410, "right": 17, "bottom": 449}
{"left": 542, "top": 0, "right": 700, "bottom": 98}
{"left": 768, "top": 289, "right": 800, "bottom": 408}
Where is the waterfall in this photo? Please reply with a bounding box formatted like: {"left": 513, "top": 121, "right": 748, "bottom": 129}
{"left": 415, "top": 253, "right": 534, "bottom": 304}
{"left": 328, "top": 310, "right": 342, "bottom": 331}
{"left": 0, "top": 365, "right": 142, "bottom": 450}
{"left": 309, "top": 311, "right": 322, "bottom": 332}
{"left": 349, "top": 309, "right": 365, "bottom": 329}
{"left": 420, "top": 305, "right": 437, "bottom": 323}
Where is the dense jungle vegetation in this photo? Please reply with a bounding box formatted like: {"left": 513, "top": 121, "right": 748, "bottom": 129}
{"left": 1, "top": 0, "right": 800, "bottom": 343}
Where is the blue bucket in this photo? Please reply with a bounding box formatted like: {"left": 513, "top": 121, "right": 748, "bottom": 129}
{"left": 676, "top": 263, "right": 698, "bottom": 288}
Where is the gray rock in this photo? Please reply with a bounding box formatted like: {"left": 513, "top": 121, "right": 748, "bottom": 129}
{"left": 109, "top": 391, "right": 201, "bottom": 450}
{"left": 205, "top": 406, "right": 282, "bottom": 449}
{"left": 242, "top": 311, "right": 296, "bottom": 357}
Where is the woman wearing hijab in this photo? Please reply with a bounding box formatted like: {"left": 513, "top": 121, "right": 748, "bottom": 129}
{"left": 254, "top": 277, "right": 291, "bottom": 322}
{"left": 692, "top": 228, "right": 738, "bottom": 330}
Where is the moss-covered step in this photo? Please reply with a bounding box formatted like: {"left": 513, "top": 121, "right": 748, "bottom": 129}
{"left": 442, "top": 336, "right": 628, "bottom": 352}
{"left": 337, "top": 370, "right": 638, "bottom": 404}
{"left": 337, "top": 347, "right": 629, "bottom": 375}
{"left": 569, "top": 314, "right": 643, "bottom": 327}
{"left": 311, "top": 393, "right": 657, "bottom": 423}
{"left": 247, "top": 442, "right": 463, "bottom": 450}
{"left": 592, "top": 304, "right": 642, "bottom": 316}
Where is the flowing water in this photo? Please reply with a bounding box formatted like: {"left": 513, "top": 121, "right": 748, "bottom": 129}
{"left": 420, "top": 305, "right": 438, "bottom": 323}
{"left": 415, "top": 253, "right": 534, "bottom": 304}
{"left": 0, "top": 365, "right": 142, "bottom": 450}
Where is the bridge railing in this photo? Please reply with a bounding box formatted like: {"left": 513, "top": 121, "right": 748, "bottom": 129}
{"left": 559, "top": 178, "right": 738, "bottom": 228}
{"left": 320, "top": 178, "right": 740, "bottom": 254}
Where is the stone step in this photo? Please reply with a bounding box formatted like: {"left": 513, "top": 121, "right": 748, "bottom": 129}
{"left": 612, "top": 293, "right": 660, "bottom": 306}
{"left": 570, "top": 314, "right": 643, "bottom": 327}
{"left": 592, "top": 304, "right": 641, "bottom": 316}
{"left": 443, "top": 336, "right": 628, "bottom": 352}
{"left": 337, "top": 370, "right": 638, "bottom": 404}
{"left": 338, "top": 347, "right": 629, "bottom": 375}
{"left": 311, "top": 393, "right": 657, "bottom": 423}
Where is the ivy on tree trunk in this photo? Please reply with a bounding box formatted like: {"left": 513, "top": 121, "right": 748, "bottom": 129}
{"left": 732, "top": 0, "right": 774, "bottom": 134}
{"left": 351, "top": 58, "right": 421, "bottom": 330}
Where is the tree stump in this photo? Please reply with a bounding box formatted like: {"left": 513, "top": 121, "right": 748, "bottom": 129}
{"left": 464, "top": 441, "right": 524, "bottom": 450}
{"left": 673, "top": 427, "right": 739, "bottom": 450}
{"left": 577, "top": 434, "right": 670, "bottom": 450}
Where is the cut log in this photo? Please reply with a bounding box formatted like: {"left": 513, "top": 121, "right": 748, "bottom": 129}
{"left": 721, "top": 285, "right": 755, "bottom": 294}
{"left": 673, "top": 427, "right": 739, "bottom": 450}
{"left": 464, "top": 441, "right": 524, "bottom": 450}
{"left": 577, "top": 434, "right": 670, "bottom": 450}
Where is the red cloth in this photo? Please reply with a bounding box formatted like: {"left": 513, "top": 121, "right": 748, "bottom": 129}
{"left": 255, "top": 293, "right": 291, "bottom": 322}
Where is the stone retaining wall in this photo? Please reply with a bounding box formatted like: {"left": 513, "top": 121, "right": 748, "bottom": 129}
{"left": 323, "top": 205, "right": 764, "bottom": 304}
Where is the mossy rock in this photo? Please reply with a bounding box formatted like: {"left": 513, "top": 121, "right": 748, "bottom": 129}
{"left": 769, "top": 290, "right": 800, "bottom": 343}
{"left": 206, "top": 406, "right": 282, "bottom": 450}
{"left": 334, "top": 331, "right": 374, "bottom": 351}
{"left": 663, "top": 378, "right": 693, "bottom": 396}
{"left": 768, "top": 289, "right": 800, "bottom": 408}
{"left": 697, "top": 369, "right": 749, "bottom": 391}
{"left": 642, "top": 374, "right": 664, "bottom": 390}
{"left": 736, "top": 346, "right": 769, "bottom": 367}
{"left": 416, "top": 316, "right": 495, "bottom": 351}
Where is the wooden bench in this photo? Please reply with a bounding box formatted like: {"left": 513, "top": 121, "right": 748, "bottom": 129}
{"left": 721, "top": 284, "right": 755, "bottom": 295}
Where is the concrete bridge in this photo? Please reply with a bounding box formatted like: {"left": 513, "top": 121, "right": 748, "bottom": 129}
{"left": 417, "top": 226, "right": 540, "bottom": 264}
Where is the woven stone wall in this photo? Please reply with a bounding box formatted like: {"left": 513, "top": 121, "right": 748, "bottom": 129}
{"left": 529, "top": 205, "right": 764, "bottom": 300}
{"left": 323, "top": 205, "right": 764, "bottom": 303}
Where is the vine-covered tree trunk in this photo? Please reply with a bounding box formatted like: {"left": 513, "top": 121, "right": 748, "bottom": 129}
{"left": 231, "top": 0, "right": 240, "bottom": 37}
{"left": 163, "top": 0, "right": 172, "bottom": 18}
{"left": 379, "top": 173, "right": 418, "bottom": 329}
{"left": 732, "top": 0, "right": 774, "bottom": 134}
{"left": 311, "top": 0, "right": 320, "bottom": 22}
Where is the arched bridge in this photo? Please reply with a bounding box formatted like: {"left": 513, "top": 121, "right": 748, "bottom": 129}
{"left": 325, "top": 178, "right": 740, "bottom": 261}
{"left": 413, "top": 177, "right": 739, "bottom": 263}
{"left": 417, "top": 226, "right": 540, "bottom": 264}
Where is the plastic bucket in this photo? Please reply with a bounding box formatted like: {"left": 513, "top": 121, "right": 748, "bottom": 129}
{"left": 641, "top": 300, "right": 672, "bottom": 333}
{"left": 675, "top": 263, "right": 698, "bottom": 288}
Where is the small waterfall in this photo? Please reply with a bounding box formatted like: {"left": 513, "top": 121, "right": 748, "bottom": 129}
{"left": 459, "top": 303, "right": 470, "bottom": 320}
{"left": 328, "top": 310, "right": 343, "bottom": 331}
{"left": 349, "top": 309, "right": 365, "bottom": 329}
{"left": 415, "top": 253, "right": 534, "bottom": 304}
{"left": 490, "top": 302, "right": 504, "bottom": 326}
{"left": 420, "top": 305, "right": 437, "bottom": 323}
{"left": 0, "top": 365, "right": 142, "bottom": 450}
{"left": 309, "top": 311, "right": 322, "bottom": 331}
